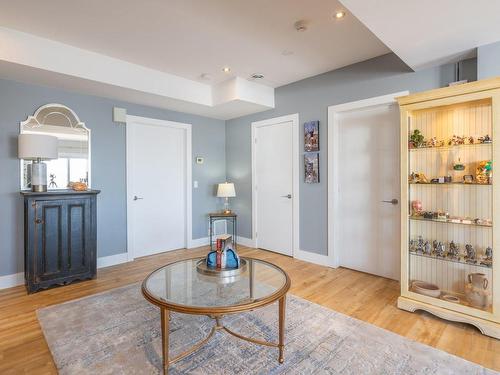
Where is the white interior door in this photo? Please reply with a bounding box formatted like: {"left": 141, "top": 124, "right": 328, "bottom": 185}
{"left": 253, "top": 118, "right": 295, "bottom": 256}
{"left": 337, "top": 104, "right": 400, "bottom": 280}
{"left": 127, "top": 117, "right": 190, "bottom": 258}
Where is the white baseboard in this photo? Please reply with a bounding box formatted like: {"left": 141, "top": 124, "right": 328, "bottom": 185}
{"left": 188, "top": 237, "right": 209, "bottom": 248}
{"left": 97, "top": 252, "right": 130, "bottom": 269}
{"left": 189, "top": 236, "right": 255, "bottom": 249}
{"left": 294, "top": 249, "right": 335, "bottom": 267}
{"left": 0, "top": 252, "right": 131, "bottom": 290}
{"left": 0, "top": 272, "right": 24, "bottom": 289}
{"left": 237, "top": 236, "right": 255, "bottom": 248}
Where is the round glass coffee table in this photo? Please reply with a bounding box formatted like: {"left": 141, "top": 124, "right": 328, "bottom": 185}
{"left": 142, "top": 257, "right": 291, "bottom": 374}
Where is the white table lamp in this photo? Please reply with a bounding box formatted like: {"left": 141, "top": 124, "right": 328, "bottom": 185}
{"left": 18, "top": 134, "right": 58, "bottom": 192}
{"left": 217, "top": 182, "right": 236, "bottom": 214}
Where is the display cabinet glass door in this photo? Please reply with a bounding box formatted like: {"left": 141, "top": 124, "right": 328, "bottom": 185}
{"left": 407, "top": 99, "right": 493, "bottom": 313}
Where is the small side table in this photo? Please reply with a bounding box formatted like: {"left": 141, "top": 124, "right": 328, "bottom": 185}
{"left": 209, "top": 212, "right": 237, "bottom": 250}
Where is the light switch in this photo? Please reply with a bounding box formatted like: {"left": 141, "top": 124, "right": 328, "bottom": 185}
{"left": 193, "top": 181, "right": 199, "bottom": 188}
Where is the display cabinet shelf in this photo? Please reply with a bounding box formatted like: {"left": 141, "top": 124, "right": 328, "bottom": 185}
{"left": 409, "top": 215, "right": 492, "bottom": 228}
{"left": 409, "top": 250, "right": 492, "bottom": 269}
{"left": 409, "top": 182, "right": 492, "bottom": 186}
{"left": 409, "top": 142, "right": 492, "bottom": 152}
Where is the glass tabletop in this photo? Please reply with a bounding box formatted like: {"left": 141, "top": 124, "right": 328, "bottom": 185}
{"left": 143, "top": 257, "right": 288, "bottom": 309}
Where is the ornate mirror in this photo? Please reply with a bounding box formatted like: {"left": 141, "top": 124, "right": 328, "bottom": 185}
{"left": 20, "top": 104, "right": 91, "bottom": 190}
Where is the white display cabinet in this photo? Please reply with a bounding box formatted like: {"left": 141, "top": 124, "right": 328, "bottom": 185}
{"left": 397, "top": 78, "right": 500, "bottom": 338}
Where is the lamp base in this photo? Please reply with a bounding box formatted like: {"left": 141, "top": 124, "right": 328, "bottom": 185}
{"left": 31, "top": 160, "right": 48, "bottom": 192}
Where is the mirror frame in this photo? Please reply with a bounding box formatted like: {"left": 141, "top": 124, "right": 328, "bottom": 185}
{"left": 19, "top": 103, "right": 91, "bottom": 190}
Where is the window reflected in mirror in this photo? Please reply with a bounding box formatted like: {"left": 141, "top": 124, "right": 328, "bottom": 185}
{"left": 20, "top": 104, "right": 90, "bottom": 190}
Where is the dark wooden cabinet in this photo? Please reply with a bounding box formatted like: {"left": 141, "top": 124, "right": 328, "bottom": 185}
{"left": 21, "top": 190, "right": 100, "bottom": 293}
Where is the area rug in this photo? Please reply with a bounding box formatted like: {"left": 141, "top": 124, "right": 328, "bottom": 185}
{"left": 37, "top": 283, "right": 496, "bottom": 374}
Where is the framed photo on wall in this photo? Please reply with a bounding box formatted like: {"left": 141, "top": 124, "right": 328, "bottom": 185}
{"left": 304, "top": 120, "right": 319, "bottom": 152}
{"left": 304, "top": 153, "right": 319, "bottom": 183}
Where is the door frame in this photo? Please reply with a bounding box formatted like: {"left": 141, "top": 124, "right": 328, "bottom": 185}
{"left": 327, "top": 92, "right": 408, "bottom": 268}
{"left": 251, "top": 113, "right": 300, "bottom": 257}
{"left": 126, "top": 115, "right": 192, "bottom": 261}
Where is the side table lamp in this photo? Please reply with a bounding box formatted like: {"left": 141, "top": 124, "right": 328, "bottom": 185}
{"left": 217, "top": 182, "right": 236, "bottom": 214}
{"left": 18, "top": 133, "right": 58, "bottom": 192}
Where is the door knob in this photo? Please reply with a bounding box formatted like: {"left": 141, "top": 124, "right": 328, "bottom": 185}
{"left": 280, "top": 194, "right": 292, "bottom": 199}
{"left": 133, "top": 196, "right": 144, "bottom": 201}
{"left": 381, "top": 198, "right": 398, "bottom": 205}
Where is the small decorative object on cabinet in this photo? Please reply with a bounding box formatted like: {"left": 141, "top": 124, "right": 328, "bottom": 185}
{"left": 21, "top": 189, "right": 100, "bottom": 293}
{"left": 397, "top": 77, "right": 500, "bottom": 339}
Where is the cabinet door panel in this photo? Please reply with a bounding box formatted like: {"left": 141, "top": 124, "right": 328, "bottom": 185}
{"left": 35, "top": 201, "right": 66, "bottom": 281}
{"left": 67, "top": 199, "right": 92, "bottom": 272}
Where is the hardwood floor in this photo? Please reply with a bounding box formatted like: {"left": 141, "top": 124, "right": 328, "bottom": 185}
{"left": 1, "top": 246, "right": 499, "bottom": 374}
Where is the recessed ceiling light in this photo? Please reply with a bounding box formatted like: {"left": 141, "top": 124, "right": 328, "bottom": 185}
{"left": 199, "top": 73, "right": 212, "bottom": 80}
{"left": 282, "top": 50, "right": 294, "bottom": 56}
{"left": 222, "top": 67, "right": 231, "bottom": 73}
{"left": 294, "top": 20, "right": 308, "bottom": 32}
{"left": 251, "top": 73, "right": 264, "bottom": 80}
{"left": 335, "top": 11, "right": 346, "bottom": 19}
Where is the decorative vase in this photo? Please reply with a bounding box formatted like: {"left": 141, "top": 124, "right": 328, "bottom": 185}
{"left": 465, "top": 273, "right": 490, "bottom": 309}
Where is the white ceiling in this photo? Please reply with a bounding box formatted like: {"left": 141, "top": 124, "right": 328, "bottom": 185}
{"left": 0, "top": 0, "right": 389, "bottom": 88}
{"left": 341, "top": 0, "right": 500, "bottom": 70}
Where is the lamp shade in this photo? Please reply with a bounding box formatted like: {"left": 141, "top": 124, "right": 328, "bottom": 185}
{"left": 217, "top": 182, "right": 236, "bottom": 198}
{"left": 18, "top": 134, "right": 58, "bottom": 160}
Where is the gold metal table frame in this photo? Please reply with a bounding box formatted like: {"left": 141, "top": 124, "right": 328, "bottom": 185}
{"left": 141, "top": 257, "right": 291, "bottom": 374}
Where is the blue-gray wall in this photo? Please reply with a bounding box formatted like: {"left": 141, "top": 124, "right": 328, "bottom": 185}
{"left": 478, "top": 41, "right": 500, "bottom": 79}
{"left": 0, "top": 78, "right": 226, "bottom": 277}
{"left": 226, "top": 53, "right": 477, "bottom": 255}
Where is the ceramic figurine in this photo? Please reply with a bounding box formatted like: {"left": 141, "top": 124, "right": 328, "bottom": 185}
{"left": 481, "top": 246, "right": 493, "bottom": 267}
{"left": 432, "top": 240, "right": 438, "bottom": 253}
{"left": 476, "top": 160, "right": 492, "bottom": 184}
{"left": 448, "top": 241, "right": 460, "bottom": 259}
{"left": 423, "top": 211, "right": 434, "bottom": 219}
{"left": 427, "top": 136, "right": 438, "bottom": 147}
{"left": 465, "top": 244, "right": 476, "bottom": 262}
{"left": 409, "top": 172, "right": 429, "bottom": 184}
{"left": 409, "top": 239, "right": 418, "bottom": 252}
{"left": 436, "top": 242, "right": 446, "bottom": 257}
{"left": 416, "top": 236, "right": 424, "bottom": 253}
{"left": 411, "top": 200, "right": 423, "bottom": 215}
{"left": 437, "top": 211, "right": 448, "bottom": 221}
{"left": 424, "top": 241, "right": 432, "bottom": 255}
{"left": 485, "top": 246, "right": 493, "bottom": 261}
{"left": 468, "top": 136, "right": 475, "bottom": 144}
{"left": 479, "top": 134, "right": 492, "bottom": 144}
{"left": 48, "top": 174, "right": 57, "bottom": 188}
